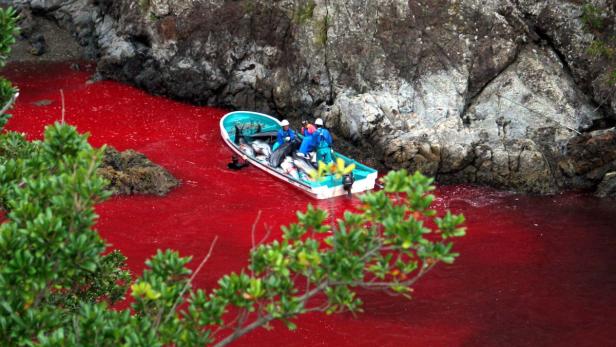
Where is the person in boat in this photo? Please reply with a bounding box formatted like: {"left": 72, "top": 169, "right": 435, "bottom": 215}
{"left": 300, "top": 119, "right": 317, "bottom": 136}
{"left": 298, "top": 119, "right": 317, "bottom": 158}
{"left": 273, "top": 119, "right": 296, "bottom": 151}
{"left": 313, "top": 118, "right": 334, "bottom": 164}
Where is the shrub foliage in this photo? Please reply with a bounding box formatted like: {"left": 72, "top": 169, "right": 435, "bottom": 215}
{"left": 0, "top": 122, "right": 465, "bottom": 346}
{"left": 0, "top": 6, "right": 465, "bottom": 347}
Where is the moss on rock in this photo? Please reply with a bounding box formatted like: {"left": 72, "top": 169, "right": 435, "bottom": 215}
{"left": 99, "top": 146, "right": 180, "bottom": 196}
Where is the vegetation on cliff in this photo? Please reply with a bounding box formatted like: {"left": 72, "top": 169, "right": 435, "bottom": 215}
{"left": 582, "top": 2, "right": 616, "bottom": 87}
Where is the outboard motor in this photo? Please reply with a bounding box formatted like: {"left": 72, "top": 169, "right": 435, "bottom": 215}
{"left": 342, "top": 173, "right": 355, "bottom": 197}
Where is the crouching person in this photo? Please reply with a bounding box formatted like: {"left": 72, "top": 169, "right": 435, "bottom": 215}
{"left": 273, "top": 119, "right": 296, "bottom": 151}
{"left": 298, "top": 119, "right": 317, "bottom": 158}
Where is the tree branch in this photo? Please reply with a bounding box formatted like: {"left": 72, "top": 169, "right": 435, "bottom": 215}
{"left": 343, "top": 262, "right": 435, "bottom": 289}
{"left": 158, "top": 236, "right": 219, "bottom": 329}
{"left": 60, "top": 89, "right": 65, "bottom": 124}
{"left": 214, "top": 282, "right": 329, "bottom": 347}
{"left": 250, "top": 210, "right": 262, "bottom": 252}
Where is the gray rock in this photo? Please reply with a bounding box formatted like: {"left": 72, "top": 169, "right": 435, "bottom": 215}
{"left": 595, "top": 172, "right": 616, "bottom": 198}
{"left": 515, "top": 0, "right": 616, "bottom": 119}
{"left": 99, "top": 146, "right": 180, "bottom": 196}
{"left": 15, "top": 6, "right": 35, "bottom": 39}
{"left": 28, "top": 32, "right": 46, "bottom": 56}
{"left": 15, "top": 0, "right": 616, "bottom": 195}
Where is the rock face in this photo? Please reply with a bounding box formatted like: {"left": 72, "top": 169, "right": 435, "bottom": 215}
{"left": 595, "top": 172, "right": 616, "bottom": 198}
{"left": 12, "top": 0, "right": 616, "bottom": 194}
{"left": 8, "top": 5, "right": 86, "bottom": 62}
{"left": 562, "top": 127, "right": 616, "bottom": 188}
{"left": 99, "top": 147, "right": 180, "bottom": 196}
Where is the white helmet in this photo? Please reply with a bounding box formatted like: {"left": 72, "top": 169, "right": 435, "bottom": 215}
{"left": 315, "top": 118, "right": 324, "bottom": 126}
{"left": 281, "top": 119, "right": 290, "bottom": 126}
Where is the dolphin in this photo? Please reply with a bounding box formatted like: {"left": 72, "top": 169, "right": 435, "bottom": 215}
{"left": 234, "top": 124, "right": 245, "bottom": 145}
{"left": 239, "top": 143, "right": 255, "bottom": 157}
{"left": 292, "top": 152, "right": 316, "bottom": 176}
{"left": 251, "top": 140, "right": 272, "bottom": 157}
{"left": 249, "top": 131, "right": 278, "bottom": 144}
{"left": 280, "top": 157, "right": 300, "bottom": 180}
{"left": 268, "top": 139, "right": 299, "bottom": 167}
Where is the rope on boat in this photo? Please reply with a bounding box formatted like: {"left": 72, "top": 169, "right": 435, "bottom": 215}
{"left": 494, "top": 92, "right": 582, "bottom": 135}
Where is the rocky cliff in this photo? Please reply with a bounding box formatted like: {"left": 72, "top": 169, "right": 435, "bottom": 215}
{"left": 12, "top": 0, "right": 616, "bottom": 194}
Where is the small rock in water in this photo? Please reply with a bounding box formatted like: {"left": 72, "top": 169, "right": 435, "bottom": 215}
{"left": 32, "top": 99, "right": 53, "bottom": 107}
{"left": 86, "top": 72, "right": 104, "bottom": 85}
{"left": 98, "top": 146, "right": 180, "bottom": 196}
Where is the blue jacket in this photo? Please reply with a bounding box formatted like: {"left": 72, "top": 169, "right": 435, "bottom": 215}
{"left": 299, "top": 134, "right": 314, "bottom": 154}
{"left": 276, "top": 128, "right": 296, "bottom": 145}
{"left": 313, "top": 128, "right": 332, "bottom": 148}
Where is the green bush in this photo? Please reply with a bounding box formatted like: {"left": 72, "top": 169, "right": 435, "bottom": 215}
{"left": 587, "top": 39, "right": 614, "bottom": 58}
{"left": 581, "top": 3, "right": 604, "bottom": 31}
{"left": 314, "top": 15, "right": 329, "bottom": 47}
{"left": 608, "top": 69, "right": 616, "bottom": 85}
{"left": 0, "top": 7, "right": 18, "bottom": 126}
{"left": 0, "top": 123, "right": 131, "bottom": 344}
{"left": 0, "top": 6, "right": 465, "bottom": 346}
{"left": 293, "top": 0, "right": 316, "bottom": 24}
{"left": 0, "top": 7, "right": 18, "bottom": 65}
{"left": 0, "top": 122, "right": 465, "bottom": 346}
{"left": 580, "top": 3, "right": 616, "bottom": 87}
{"left": 138, "top": 0, "right": 150, "bottom": 13}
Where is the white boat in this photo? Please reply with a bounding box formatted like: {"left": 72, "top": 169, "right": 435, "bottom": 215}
{"left": 220, "top": 111, "right": 378, "bottom": 199}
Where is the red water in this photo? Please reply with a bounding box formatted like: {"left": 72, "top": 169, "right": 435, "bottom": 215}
{"left": 3, "top": 62, "right": 615, "bottom": 346}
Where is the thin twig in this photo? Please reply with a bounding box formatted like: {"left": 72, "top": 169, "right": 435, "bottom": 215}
{"left": 304, "top": 269, "right": 312, "bottom": 298}
{"left": 73, "top": 314, "right": 81, "bottom": 345}
{"left": 249, "top": 211, "right": 262, "bottom": 279}
{"left": 214, "top": 204, "right": 441, "bottom": 347}
{"left": 158, "top": 236, "right": 219, "bottom": 328}
{"left": 250, "top": 211, "right": 262, "bottom": 251}
{"left": 213, "top": 314, "right": 242, "bottom": 337}
{"left": 235, "top": 309, "right": 249, "bottom": 330}
{"left": 60, "top": 89, "right": 65, "bottom": 124}
{"left": 214, "top": 282, "right": 329, "bottom": 347}
{"left": 257, "top": 225, "right": 271, "bottom": 247}
{"left": 303, "top": 304, "right": 329, "bottom": 313}
{"left": 341, "top": 262, "right": 436, "bottom": 290}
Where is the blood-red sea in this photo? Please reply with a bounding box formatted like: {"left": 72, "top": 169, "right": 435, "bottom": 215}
{"left": 3, "top": 61, "right": 615, "bottom": 346}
